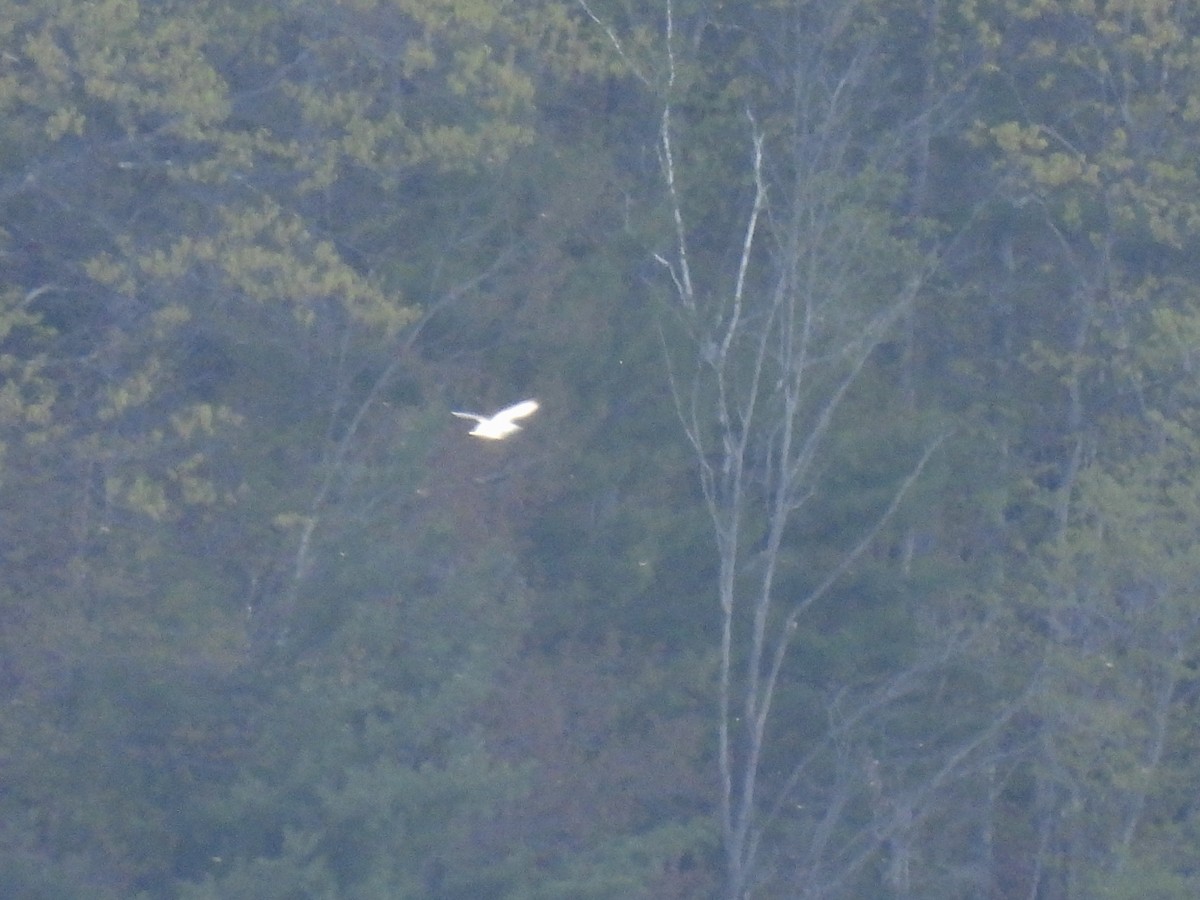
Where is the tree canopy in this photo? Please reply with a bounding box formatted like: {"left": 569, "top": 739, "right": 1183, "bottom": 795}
{"left": 3, "top": 0, "right": 1200, "bottom": 897}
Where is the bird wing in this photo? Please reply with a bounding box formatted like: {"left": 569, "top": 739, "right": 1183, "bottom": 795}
{"left": 451, "top": 410, "right": 485, "bottom": 423}
{"left": 493, "top": 399, "right": 539, "bottom": 423}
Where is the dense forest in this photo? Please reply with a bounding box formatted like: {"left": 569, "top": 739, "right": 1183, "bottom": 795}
{"left": 2, "top": 0, "right": 1200, "bottom": 897}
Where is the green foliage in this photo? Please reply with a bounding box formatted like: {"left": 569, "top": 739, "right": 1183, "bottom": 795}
{"left": 167, "top": 504, "right": 539, "bottom": 896}
{"left": 479, "top": 637, "right": 718, "bottom": 894}
{"left": 5, "top": 0, "right": 1200, "bottom": 897}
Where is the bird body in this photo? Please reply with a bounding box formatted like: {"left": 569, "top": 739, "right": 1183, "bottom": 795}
{"left": 451, "top": 399, "right": 539, "bottom": 439}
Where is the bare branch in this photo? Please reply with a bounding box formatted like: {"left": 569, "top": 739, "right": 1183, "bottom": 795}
{"left": 637, "top": 0, "right": 702, "bottom": 324}
{"left": 576, "top": 0, "right": 650, "bottom": 86}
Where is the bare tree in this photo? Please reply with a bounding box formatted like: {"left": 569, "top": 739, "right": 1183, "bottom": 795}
{"left": 615, "top": 2, "right": 950, "bottom": 895}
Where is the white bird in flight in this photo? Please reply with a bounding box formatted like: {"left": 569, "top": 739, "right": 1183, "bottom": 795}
{"left": 451, "top": 399, "right": 539, "bottom": 440}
